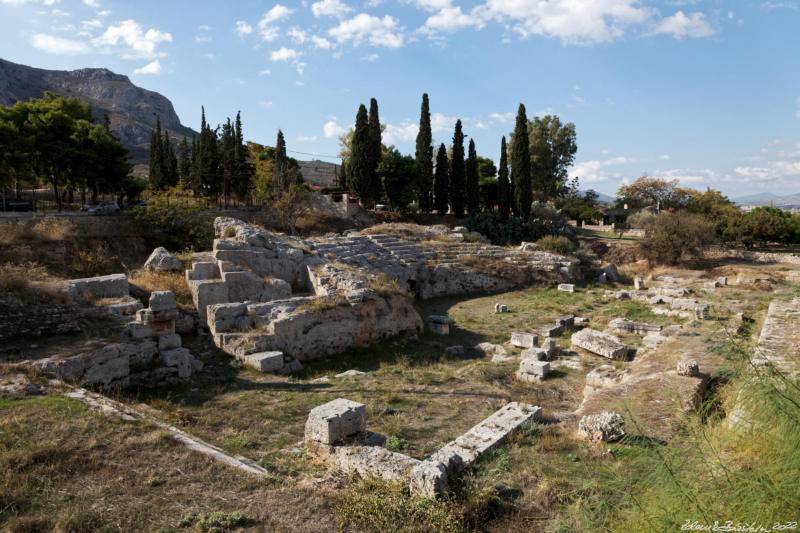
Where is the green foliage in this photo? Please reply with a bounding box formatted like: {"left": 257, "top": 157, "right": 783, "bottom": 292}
{"left": 378, "top": 148, "right": 421, "bottom": 210}
{"left": 510, "top": 104, "right": 531, "bottom": 220}
{"left": 742, "top": 206, "right": 790, "bottom": 245}
{"left": 367, "top": 98, "right": 383, "bottom": 207}
{"left": 415, "top": 93, "right": 434, "bottom": 213}
{"left": 433, "top": 143, "right": 449, "bottom": 214}
{"left": 465, "top": 139, "right": 480, "bottom": 215}
{"left": 535, "top": 235, "right": 576, "bottom": 255}
{"left": 497, "top": 136, "right": 510, "bottom": 221}
{"left": 639, "top": 211, "right": 715, "bottom": 264}
{"left": 177, "top": 510, "right": 256, "bottom": 532}
{"left": 348, "top": 104, "right": 373, "bottom": 205}
{"left": 131, "top": 191, "right": 214, "bottom": 251}
{"left": 449, "top": 120, "right": 466, "bottom": 217}
{"left": 385, "top": 435, "right": 411, "bottom": 451}
{"left": 467, "top": 210, "right": 556, "bottom": 245}
{"left": 625, "top": 209, "right": 657, "bottom": 229}
{"left": 616, "top": 176, "right": 690, "bottom": 209}
{"left": 528, "top": 115, "right": 577, "bottom": 200}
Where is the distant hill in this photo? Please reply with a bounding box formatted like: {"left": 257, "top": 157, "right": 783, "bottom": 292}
{"left": 297, "top": 159, "right": 341, "bottom": 189}
{"left": 734, "top": 192, "right": 800, "bottom": 208}
{"left": 0, "top": 58, "right": 197, "bottom": 167}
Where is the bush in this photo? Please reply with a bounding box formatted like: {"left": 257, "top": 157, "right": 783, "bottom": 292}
{"left": 535, "top": 235, "right": 575, "bottom": 255}
{"left": 131, "top": 193, "right": 214, "bottom": 251}
{"left": 626, "top": 209, "right": 656, "bottom": 229}
{"left": 467, "top": 211, "right": 559, "bottom": 246}
{"left": 638, "top": 211, "right": 715, "bottom": 265}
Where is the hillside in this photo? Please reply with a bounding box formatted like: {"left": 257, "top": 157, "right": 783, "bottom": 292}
{"left": 0, "top": 58, "right": 197, "bottom": 167}
{"left": 297, "top": 159, "right": 340, "bottom": 188}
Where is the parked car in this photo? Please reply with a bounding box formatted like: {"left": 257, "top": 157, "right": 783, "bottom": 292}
{"left": 0, "top": 198, "right": 34, "bottom": 211}
{"left": 81, "top": 201, "right": 120, "bottom": 214}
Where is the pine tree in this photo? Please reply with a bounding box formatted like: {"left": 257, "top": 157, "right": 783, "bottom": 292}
{"left": 367, "top": 98, "right": 382, "bottom": 204}
{"left": 274, "top": 129, "right": 289, "bottom": 192}
{"left": 511, "top": 104, "right": 531, "bottom": 220}
{"left": 347, "top": 104, "right": 372, "bottom": 205}
{"left": 449, "top": 120, "right": 466, "bottom": 217}
{"left": 179, "top": 136, "right": 191, "bottom": 184}
{"left": 415, "top": 93, "right": 433, "bottom": 213}
{"left": 433, "top": 143, "right": 449, "bottom": 214}
{"left": 497, "top": 136, "right": 510, "bottom": 221}
{"left": 148, "top": 116, "right": 164, "bottom": 189}
{"left": 465, "top": 138, "right": 479, "bottom": 214}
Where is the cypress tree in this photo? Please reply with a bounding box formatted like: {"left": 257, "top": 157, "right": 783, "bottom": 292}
{"left": 338, "top": 161, "right": 347, "bottom": 190}
{"left": 367, "top": 98, "right": 381, "bottom": 204}
{"left": 163, "top": 130, "right": 178, "bottom": 187}
{"left": 433, "top": 143, "right": 449, "bottom": 214}
{"left": 190, "top": 135, "right": 199, "bottom": 193}
{"left": 347, "top": 104, "right": 372, "bottom": 205}
{"left": 220, "top": 118, "right": 235, "bottom": 206}
{"left": 232, "top": 111, "right": 252, "bottom": 198}
{"left": 497, "top": 136, "right": 510, "bottom": 221}
{"left": 465, "top": 138, "right": 479, "bottom": 214}
{"left": 415, "top": 93, "right": 433, "bottom": 213}
{"left": 274, "top": 129, "right": 289, "bottom": 192}
{"left": 179, "top": 136, "right": 191, "bottom": 184}
{"left": 148, "top": 116, "right": 164, "bottom": 189}
{"left": 449, "top": 119, "right": 466, "bottom": 217}
{"left": 511, "top": 103, "right": 531, "bottom": 220}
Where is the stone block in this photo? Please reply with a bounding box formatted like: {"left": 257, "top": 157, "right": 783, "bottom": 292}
{"left": 677, "top": 359, "right": 699, "bottom": 377}
{"left": 66, "top": 273, "right": 129, "bottom": 300}
{"left": 158, "top": 333, "right": 181, "bottom": 351}
{"left": 427, "top": 322, "right": 450, "bottom": 335}
{"left": 633, "top": 278, "right": 646, "bottom": 290}
{"left": 521, "top": 347, "right": 549, "bottom": 360}
{"left": 558, "top": 283, "right": 575, "bottom": 292}
{"left": 602, "top": 263, "right": 620, "bottom": 281}
{"left": 149, "top": 291, "right": 176, "bottom": 312}
{"left": 408, "top": 461, "right": 448, "bottom": 498}
{"left": 541, "top": 338, "right": 559, "bottom": 355}
{"left": 191, "top": 280, "right": 229, "bottom": 324}
{"left": 127, "top": 321, "right": 152, "bottom": 339}
{"left": 695, "top": 304, "right": 710, "bottom": 319}
{"left": 160, "top": 347, "right": 192, "bottom": 367}
{"left": 717, "top": 276, "right": 728, "bottom": 286}
{"left": 475, "top": 342, "right": 507, "bottom": 356}
{"left": 242, "top": 351, "right": 284, "bottom": 373}
{"left": 187, "top": 261, "right": 220, "bottom": 281}
{"left": 539, "top": 323, "right": 564, "bottom": 337}
{"left": 305, "top": 398, "right": 367, "bottom": 445}
{"left": 608, "top": 318, "right": 662, "bottom": 335}
{"left": 510, "top": 332, "right": 538, "bottom": 349}
{"left": 144, "top": 247, "right": 183, "bottom": 271}
{"left": 643, "top": 333, "right": 667, "bottom": 347}
{"left": 585, "top": 365, "right": 630, "bottom": 391}
{"left": 427, "top": 315, "right": 455, "bottom": 324}
{"left": 148, "top": 319, "right": 175, "bottom": 337}
{"left": 571, "top": 328, "right": 628, "bottom": 360}
{"left": 80, "top": 345, "right": 129, "bottom": 388}
{"left": 577, "top": 412, "right": 625, "bottom": 442}
{"left": 517, "top": 359, "right": 549, "bottom": 382}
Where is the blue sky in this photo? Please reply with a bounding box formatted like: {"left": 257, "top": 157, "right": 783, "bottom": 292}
{"left": 1, "top": 0, "right": 799, "bottom": 198}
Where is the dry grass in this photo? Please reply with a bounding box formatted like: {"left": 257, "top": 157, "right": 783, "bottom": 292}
{"left": 0, "top": 217, "right": 76, "bottom": 246}
{"left": 128, "top": 268, "right": 193, "bottom": 308}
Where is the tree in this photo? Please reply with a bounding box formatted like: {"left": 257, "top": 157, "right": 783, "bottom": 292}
{"left": 743, "top": 206, "right": 789, "bottom": 246}
{"left": 529, "top": 115, "right": 577, "bottom": 200}
{"left": 378, "top": 148, "right": 421, "bottom": 211}
{"left": 179, "top": 136, "right": 191, "bottom": 184}
{"left": 348, "top": 104, "right": 373, "bottom": 205}
{"left": 497, "top": 136, "right": 510, "bottom": 221}
{"left": 449, "top": 120, "right": 466, "bottom": 217}
{"left": 415, "top": 93, "right": 433, "bottom": 213}
{"left": 231, "top": 111, "right": 253, "bottom": 199}
{"left": 162, "top": 129, "right": 178, "bottom": 187}
{"left": 465, "top": 138, "right": 479, "bottom": 214}
{"left": 274, "top": 129, "right": 289, "bottom": 191}
{"left": 616, "top": 176, "right": 690, "bottom": 209}
{"left": 149, "top": 116, "right": 165, "bottom": 189}
{"left": 433, "top": 143, "right": 449, "bottom": 214}
{"left": 639, "top": 211, "right": 715, "bottom": 265}
{"left": 337, "top": 160, "right": 347, "bottom": 189}
{"left": 367, "top": 98, "right": 382, "bottom": 204}
{"left": 511, "top": 104, "right": 531, "bottom": 220}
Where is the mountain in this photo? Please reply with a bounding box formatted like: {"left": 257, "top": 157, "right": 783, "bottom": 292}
{"left": 734, "top": 192, "right": 800, "bottom": 208}
{"left": 297, "top": 159, "right": 340, "bottom": 189}
{"left": 0, "top": 58, "right": 197, "bottom": 168}
{"left": 733, "top": 192, "right": 781, "bottom": 203}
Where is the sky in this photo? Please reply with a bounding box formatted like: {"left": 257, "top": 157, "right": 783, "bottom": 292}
{"left": 1, "top": 0, "right": 799, "bottom": 198}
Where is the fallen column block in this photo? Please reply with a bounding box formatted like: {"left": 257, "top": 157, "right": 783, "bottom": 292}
{"left": 510, "top": 332, "right": 538, "bottom": 349}
{"left": 571, "top": 328, "right": 628, "bottom": 360}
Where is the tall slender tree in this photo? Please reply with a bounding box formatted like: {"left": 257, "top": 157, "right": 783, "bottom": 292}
{"left": 162, "top": 129, "right": 178, "bottom": 187}
{"left": 465, "top": 138, "right": 479, "bottom": 214}
{"left": 347, "top": 104, "right": 372, "bottom": 205}
{"left": 497, "top": 136, "right": 510, "bottom": 221}
{"left": 433, "top": 143, "right": 449, "bottom": 214}
{"left": 367, "top": 98, "right": 382, "bottom": 204}
{"left": 337, "top": 161, "right": 347, "bottom": 189}
{"left": 449, "top": 119, "right": 466, "bottom": 217}
{"left": 511, "top": 104, "right": 531, "bottom": 220}
{"left": 232, "top": 111, "right": 253, "bottom": 198}
{"left": 274, "top": 129, "right": 289, "bottom": 191}
{"left": 415, "top": 93, "right": 433, "bottom": 213}
{"left": 179, "top": 136, "right": 191, "bottom": 183}
{"left": 148, "top": 116, "right": 164, "bottom": 189}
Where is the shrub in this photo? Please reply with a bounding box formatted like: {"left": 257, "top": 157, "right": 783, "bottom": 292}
{"left": 638, "top": 211, "right": 715, "bottom": 265}
{"left": 467, "top": 211, "right": 558, "bottom": 246}
{"left": 131, "top": 193, "right": 214, "bottom": 251}
{"left": 535, "top": 235, "right": 575, "bottom": 255}
{"left": 626, "top": 209, "right": 656, "bottom": 229}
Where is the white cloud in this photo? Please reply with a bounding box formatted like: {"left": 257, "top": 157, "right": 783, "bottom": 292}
{"left": 482, "top": 0, "right": 651, "bottom": 45}
{"left": 234, "top": 21, "right": 253, "bottom": 36}
{"left": 796, "top": 96, "right": 800, "bottom": 119}
{"left": 329, "top": 13, "right": 403, "bottom": 48}
{"left": 259, "top": 25, "right": 280, "bottom": 41}
{"left": 198, "top": 24, "right": 211, "bottom": 31}
{"left": 569, "top": 156, "right": 633, "bottom": 184}
{"left": 83, "top": 0, "right": 99, "bottom": 7}
{"left": 133, "top": 59, "right": 161, "bottom": 74}
{"left": 323, "top": 120, "right": 346, "bottom": 137}
{"left": 261, "top": 4, "right": 293, "bottom": 24}
{"left": 490, "top": 112, "right": 514, "bottom": 123}
{"left": 30, "top": 33, "right": 91, "bottom": 54}
{"left": 51, "top": 7, "right": 68, "bottom": 16}
{"left": 651, "top": 11, "right": 716, "bottom": 39}
{"left": 258, "top": 68, "right": 271, "bottom": 75}
{"left": 412, "top": 0, "right": 452, "bottom": 11}
{"left": 92, "top": 19, "right": 172, "bottom": 59}
{"left": 96, "top": 9, "right": 110, "bottom": 16}
{"left": 422, "top": 6, "right": 484, "bottom": 34}
{"left": 312, "top": 0, "right": 352, "bottom": 18}
{"left": 658, "top": 154, "right": 671, "bottom": 160}
{"left": 383, "top": 122, "right": 418, "bottom": 143}
{"left": 81, "top": 18, "right": 102, "bottom": 29}
{"left": 288, "top": 27, "right": 307, "bottom": 44}
{"left": 472, "top": 120, "right": 489, "bottom": 129}
{"left": 654, "top": 168, "right": 724, "bottom": 186}
{"left": 296, "top": 135, "right": 318, "bottom": 142}
{"left": 762, "top": 2, "right": 798, "bottom": 9}
{"left": 362, "top": 52, "right": 379, "bottom": 62}
{"left": 270, "top": 47, "right": 297, "bottom": 61}
{"left": 430, "top": 112, "right": 456, "bottom": 133}
{"left": 260, "top": 100, "right": 273, "bottom": 106}
{"left": 311, "top": 35, "right": 333, "bottom": 49}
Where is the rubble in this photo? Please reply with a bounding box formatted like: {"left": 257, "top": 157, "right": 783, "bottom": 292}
{"left": 143, "top": 247, "right": 183, "bottom": 271}
{"left": 577, "top": 412, "right": 625, "bottom": 442}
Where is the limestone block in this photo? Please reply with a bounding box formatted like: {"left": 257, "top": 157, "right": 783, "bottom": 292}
{"left": 190, "top": 280, "right": 229, "bottom": 324}
{"left": 577, "top": 412, "right": 625, "bottom": 442}
{"left": 510, "top": 332, "right": 538, "bottom": 349}
{"left": 158, "top": 333, "right": 181, "bottom": 351}
{"left": 149, "top": 291, "right": 176, "bottom": 312}
{"left": 121, "top": 341, "right": 158, "bottom": 368}
{"left": 585, "top": 365, "right": 630, "bottom": 391}
{"left": 558, "top": 283, "right": 575, "bottom": 292}
{"left": 704, "top": 281, "right": 720, "bottom": 290}
{"left": 633, "top": 278, "right": 646, "bottom": 290}
{"left": 242, "top": 351, "right": 284, "bottom": 373}
{"left": 717, "top": 276, "right": 728, "bottom": 286}
{"left": 160, "top": 347, "right": 193, "bottom": 379}
{"left": 143, "top": 247, "right": 183, "bottom": 271}
{"left": 426, "top": 315, "right": 453, "bottom": 336}
{"left": 521, "top": 347, "right": 549, "bottom": 360}
{"left": 574, "top": 317, "right": 589, "bottom": 325}
{"left": 571, "top": 328, "right": 628, "bottom": 360}
{"left": 186, "top": 261, "right": 220, "bottom": 281}
{"left": 328, "top": 445, "right": 420, "bottom": 481}
{"left": 127, "top": 321, "right": 152, "bottom": 339}
{"left": 408, "top": 461, "right": 448, "bottom": 498}
{"left": 80, "top": 345, "right": 129, "bottom": 388}
{"left": 695, "top": 304, "right": 710, "bottom": 320}
{"left": 541, "top": 338, "right": 559, "bottom": 356}
{"left": 643, "top": 333, "right": 667, "bottom": 347}
{"left": 149, "top": 319, "right": 176, "bottom": 337}
{"left": 677, "top": 359, "right": 699, "bottom": 377}
{"left": 35, "top": 356, "right": 85, "bottom": 382}
{"left": 500, "top": 304, "right": 508, "bottom": 313}
{"left": 335, "top": 369, "right": 365, "bottom": 378}
{"left": 175, "top": 312, "right": 195, "bottom": 334}
{"left": 66, "top": 273, "right": 129, "bottom": 301}
{"left": 539, "top": 323, "right": 564, "bottom": 337}
{"left": 305, "top": 398, "right": 367, "bottom": 445}
{"left": 671, "top": 298, "right": 698, "bottom": 311}
{"left": 279, "top": 359, "right": 304, "bottom": 375}
{"left": 602, "top": 264, "right": 620, "bottom": 282}
{"left": 136, "top": 308, "right": 178, "bottom": 323}
{"left": 517, "top": 359, "right": 549, "bottom": 382}
{"left": 608, "top": 318, "right": 662, "bottom": 335}
{"left": 475, "top": 342, "right": 507, "bottom": 356}
{"left": 427, "top": 315, "right": 455, "bottom": 324}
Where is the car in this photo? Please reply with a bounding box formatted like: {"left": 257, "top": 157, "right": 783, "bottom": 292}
{"left": 375, "top": 204, "right": 391, "bottom": 211}
{"left": 81, "top": 201, "right": 120, "bottom": 214}
{"left": 0, "top": 198, "right": 34, "bottom": 212}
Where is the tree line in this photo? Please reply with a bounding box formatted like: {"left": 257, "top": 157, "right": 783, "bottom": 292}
{"left": 0, "top": 92, "right": 134, "bottom": 210}
{"left": 338, "top": 95, "right": 578, "bottom": 222}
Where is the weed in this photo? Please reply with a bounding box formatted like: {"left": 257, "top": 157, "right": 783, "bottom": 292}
{"left": 177, "top": 510, "right": 256, "bottom": 532}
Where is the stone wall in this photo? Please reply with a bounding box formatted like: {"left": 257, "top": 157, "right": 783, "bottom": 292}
{"left": 706, "top": 246, "right": 800, "bottom": 266}
{"left": 0, "top": 301, "right": 82, "bottom": 341}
